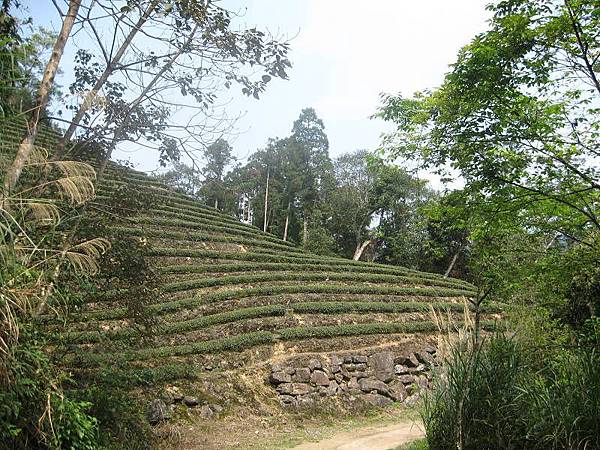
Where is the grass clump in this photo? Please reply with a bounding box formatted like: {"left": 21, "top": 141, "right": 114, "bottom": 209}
{"left": 422, "top": 329, "right": 600, "bottom": 449}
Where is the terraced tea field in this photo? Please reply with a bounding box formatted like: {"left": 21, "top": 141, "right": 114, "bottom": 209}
{"left": 1, "top": 118, "right": 499, "bottom": 386}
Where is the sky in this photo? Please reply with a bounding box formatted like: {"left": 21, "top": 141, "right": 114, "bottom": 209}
{"left": 24, "top": 0, "right": 491, "bottom": 185}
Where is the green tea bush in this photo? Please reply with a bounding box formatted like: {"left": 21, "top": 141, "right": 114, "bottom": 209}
{"left": 131, "top": 215, "right": 288, "bottom": 246}
{"left": 115, "top": 225, "right": 302, "bottom": 253}
{"left": 66, "top": 301, "right": 498, "bottom": 344}
{"left": 74, "top": 284, "right": 477, "bottom": 322}
{"left": 161, "top": 271, "right": 473, "bottom": 294}
{"left": 149, "top": 247, "right": 473, "bottom": 287}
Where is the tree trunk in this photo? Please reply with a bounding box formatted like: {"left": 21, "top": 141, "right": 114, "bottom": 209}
{"left": 3, "top": 0, "right": 81, "bottom": 193}
{"left": 444, "top": 251, "right": 460, "bottom": 278}
{"left": 353, "top": 239, "right": 372, "bottom": 261}
{"left": 53, "top": 0, "right": 161, "bottom": 159}
{"left": 283, "top": 200, "right": 290, "bottom": 241}
{"left": 214, "top": 198, "right": 218, "bottom": 209}
{"left": 263, "top": 167, "right": 269, "bottom": 232}
{"left": 302, "top": 216, "right": 308, "bottom": 248}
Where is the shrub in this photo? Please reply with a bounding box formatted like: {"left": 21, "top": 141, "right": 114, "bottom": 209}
{"left": 0, "top": 326, "right": 99, "bottom": 450}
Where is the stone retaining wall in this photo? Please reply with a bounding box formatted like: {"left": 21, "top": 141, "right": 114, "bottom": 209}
{"left": 269, "top": 346, "right": 437, "bottom": 407}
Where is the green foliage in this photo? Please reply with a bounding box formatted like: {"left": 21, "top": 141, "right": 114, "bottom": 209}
{"left": 72, "top": 321, "right": 501, "bottom": 367}
{"left": 377, "top": 0, "right": 600, "bottom": 245}
{"left": 199, "top": 138, "right": 234, "bottom": 209}
{"left": 158, "top": 262, "right": 472, "bottom": 289}
{"left": 149, "top": 247, "right": 474, "bottom": 287}
{"left": 278, "top": 321, "right": 496, "bottom": 341}
{"left": 74, "top": 331, "right": 275, "bottom": 366}
{"left": 66, "top": 301, "right": 501, "bottom": 345}
{"left": 423, "top": 330, "right": 600, "bottom": 450}
{"left": 160, "top": 271, "right": 474, "bottom": 295}
{"left": 71, "top": 283, "right": 477, "bottom": 323}
{"left": 0, "top": 326, "right": 99, "bottom": 449}
{"left": 116, "top": 225, "right": 301, "bottom": 253}
{"left": 76, "top": 386, "right": 154, "bottom": 450}
{"left": 131, "top": 214, "right": 291, "bottom": 246}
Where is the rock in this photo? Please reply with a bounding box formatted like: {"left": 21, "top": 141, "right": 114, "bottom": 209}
{"left": 398, "top": 374, "right": 415, "bottom": 384}
{"left": 363, "top": 393, "right": 393, "bottom": 407}
{"left": 148, "top": 399, "right": 171, "bottom": 425}
{"left": 281, "top": 383, "right": 312, "bottom": 395}
{"left": 358, "top": 378, "right": 389, "bottom": 396}
{"left": 165, "top": 386, "right": 184, "bottom": 403}
{"left": 404, "top": 393, "right": 421, "bottom": 406}
{"left": 423, "top": 344, "right": 437, "bottom": 354}
{"left": 415, "top": 351, "right": 433, "bottom": 364}
{"left": 326, "top": 380, "right": 339, "bottom": 396}
{"left": 277, "top": 383, "right": 294, "bottom": 394}
{"left": 183, "top": 396, "right": 199, "bottom": 407}
{"left": 388, "top": 381, "right": 408, "bottom": 402}
{"left": 395, "top": 364, "right": 410, "bottom": 375}
{"left": 330, "top": 355, "right": 342, "bottom": 368}
{"left": 270, "top": 371, "right": 292, "bottom": 385}
{"left": 294, "top": 368, "right": 311, "bottom": 383}
{"left": 347, "top": 377, "right": 361, "bottom": 392}
{"left": 308, "top": 359, "right": 322, "bottom": 371}
{"left": 370, "top": 352, "right": 395, "bottom": 382}
{"left": 407, "top": 354, "right": 421, "bottom": 368}
{"left": 343, "top": 355, "right": 353, "bottom": 363}
{"left": 284, "top": 367, "right": 296, "bottom": 375}
{"left": 200, "top": 405, "right": 213, "bottom": 419}
{"left": 210, "top": 404, "right": 223, "bottom": 414}
{"left": 342, "top": 368, "right": 368, "bottom": 379}
{"left": 356, "top": 363, "right": 367, "bottom": 371}
{"left": 334, "top": 373, "right": 344, "bottom": 383}
{"left": 353, "top": 355, "right": 368, "bottom": 363}
{"left": 330, "top": 357, "right": 341, "bottom": 374}
{"left": 408, "top": 364, "right": 427, "bottom": 374}
{"left": 280, "top": 395, "right": 296, "bottom": 404}
{"left": 311, "top": 370, "right": 330, "bottom": 386}
{"left": 417, "top": 375, "right": 429, "bottom": 389}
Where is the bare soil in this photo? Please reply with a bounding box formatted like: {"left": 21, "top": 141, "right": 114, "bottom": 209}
{"left": 158, "top": 403, "right": 423, "bottom": 450}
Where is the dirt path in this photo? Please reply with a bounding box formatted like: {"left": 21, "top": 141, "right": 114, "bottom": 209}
{"left": 291, "top": 420, "right": 424, "bottom": 450}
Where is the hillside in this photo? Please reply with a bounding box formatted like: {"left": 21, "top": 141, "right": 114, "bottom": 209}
{"left": 2, "top": 117, "right": 496, "bottom": 409}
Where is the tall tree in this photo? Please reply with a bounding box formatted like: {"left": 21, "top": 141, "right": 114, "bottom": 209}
{"left": 377, "top": 0, "right": 600, "bottom": 246}
{"left": 50, "top": 0, "right": 291, "bottom": 178}
{"left": 330, "top": 150, "right": 379, "bottom": 259}
{"left": 199, "top": 138, "right": 234, "bottom": 209}
{"left": 2, "top": 0, "right": 81, "bottom": 194}
{"left": 290, "top": 108, "right": 333, "bottom": 246}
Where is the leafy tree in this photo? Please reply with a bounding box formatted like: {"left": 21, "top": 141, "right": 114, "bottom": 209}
{"left": 421, "top": 191, "right": 472, "bottom": 278}
{"left": 40, "top": 0, "right": 292, "bottom": 183}
{"left": 329, "top": 150, "right": 379, "bottom": 259}
{"left": 370, "top": 158, "right": 433, "bottom": 268}
{"left": 290, "top": 108, "right": 334, "bottom": 245}
{"left": 156, "top": 161, "right": 203, "bottom": 197}
{"left": 199, "top": 138, "right": 234, "bottom": 209}
{"left": 377, "top": 0, "right": 600, "bottom": 248}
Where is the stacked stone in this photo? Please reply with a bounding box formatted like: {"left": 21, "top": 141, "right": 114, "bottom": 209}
{"left": 269, "top": 347, "right": 436, "bottom": 407}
